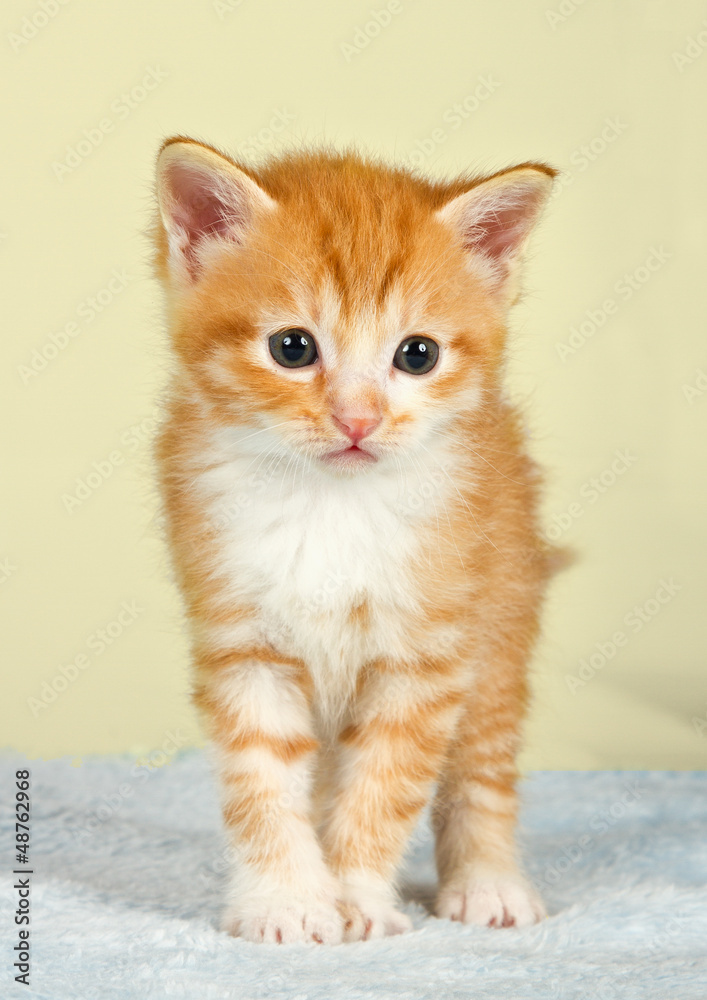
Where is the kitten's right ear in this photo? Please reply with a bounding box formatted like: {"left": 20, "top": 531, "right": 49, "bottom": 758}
{"left": 155, "top": 138, "right": 276, "bottom": 283}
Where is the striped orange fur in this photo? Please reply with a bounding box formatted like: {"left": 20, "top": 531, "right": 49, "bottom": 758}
{"left": 152, "top": 138, "right": 561, "bottom": 943}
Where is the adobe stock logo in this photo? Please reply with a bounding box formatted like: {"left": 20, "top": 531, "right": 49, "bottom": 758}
{"left": 18, "top": 269, "right": 133, "bottom": 384}
{"left": 672, "top": 20, "right": 707, "bottom": 72}
{"left": 544, "top": 449, "right": 638, "bottom": 541}
{"left": 52, "top": 68, "right": 168, "bottom": 181}
{"left": 406, "top": 76, "right": 502, "bottom": 168}
{"left": 549, "top": 117, "right": 628, "bottom": 201}
{"left": 28, "top": 601, "right": 144, "bottom": 717}
{"left": 555, "top": 246, "right": 671, "bottom": 361}
{"left": 534, "top": 781, "right": 644, "bottom": 888}
{"left": 213, "top": 0, "right": 244, "bottom": 18}
{"left": 70, "top": 729, "right": 190, "bottom": 842}
{"left": 61, "top": 408, "right": 159, "bottom": 514}
{"left": 236, "top": 109, "right": 296, "bottom": 160}
{"left": 340, "top": 1, "right": 403, "bottom": 61}
{"left": 565, "top": 579, "right": 681, "bottom": 694}
{"left": 545, "top": 0, "right": 588, "bottom": 30}
{"left": 681, "top": 368, "right": 707, "bottom": 405}
{"left": 0, "top": 557, "right": 17, "bottom": 585}
{"left": 8, "top": 0, "right": 72, "bottom": 53}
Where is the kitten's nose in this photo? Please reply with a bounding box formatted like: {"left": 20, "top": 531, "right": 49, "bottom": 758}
{"left": 332, "top": 413, "right": 381, "bottom": 445}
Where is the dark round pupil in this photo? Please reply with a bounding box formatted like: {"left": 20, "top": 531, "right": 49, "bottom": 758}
{"left": 282, "top": 333, "right": 308, "bottom": 362}
{"left": 403, "top": 340, "right": 429, "bottom": 369}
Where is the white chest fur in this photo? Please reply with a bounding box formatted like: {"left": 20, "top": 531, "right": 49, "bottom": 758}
{"left": 194, "top": 426, "right": 453, "bottom": 722}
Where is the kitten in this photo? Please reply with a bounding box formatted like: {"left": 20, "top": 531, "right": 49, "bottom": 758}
{"left": 152, "top": 137, "right": 560, "bottom": 944}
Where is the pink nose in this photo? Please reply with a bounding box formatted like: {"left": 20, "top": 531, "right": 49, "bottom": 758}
{"left": 332, "top": 413, "right": 381, "bottom": 445}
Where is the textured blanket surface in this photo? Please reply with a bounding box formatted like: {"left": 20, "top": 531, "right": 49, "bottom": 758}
{"left": 1, "top": 752, "right": 705, "bottom": 1000}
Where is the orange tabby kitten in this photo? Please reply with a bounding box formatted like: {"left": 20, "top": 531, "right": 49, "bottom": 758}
{"left": 152, "top": 137, "right": 559, "bottom": 944}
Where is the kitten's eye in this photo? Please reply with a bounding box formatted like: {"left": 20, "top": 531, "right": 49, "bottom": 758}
{"left": 393, "top": 336, "right": 439, "bottom": 375}
{"left": 269, "top": 329, "right": 319, "bottom": 368}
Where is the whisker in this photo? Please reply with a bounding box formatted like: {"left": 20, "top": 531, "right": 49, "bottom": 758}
{"left": 409, "top": 450, "right": 447, "bottom": 574}
{"left": 411, "top": 450, "right": 444, "bottom": 573}
{"left": 416, "top": 440, "right": 501, "bottom": 567}
{"left": 278, "top": 449, "right": 298, "bottom": 506}
{"left": 453, "top": 440, "right": 534, "bottom": 486}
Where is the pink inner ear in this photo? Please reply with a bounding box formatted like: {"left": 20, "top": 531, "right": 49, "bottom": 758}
{"left": 166, "top": 163, "right": 246, "bottom": 251}
{"left": 462, "top": 186, "right": 543, "bottom": 263}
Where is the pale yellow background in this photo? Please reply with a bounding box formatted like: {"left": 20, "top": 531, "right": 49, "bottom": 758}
{"left": 2, "top": 0, "right": 705, "bottom": 769}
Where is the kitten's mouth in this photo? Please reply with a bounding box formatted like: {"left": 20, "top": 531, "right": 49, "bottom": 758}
{"left": 322, "top": 444, "right": 378, "bottom": 466}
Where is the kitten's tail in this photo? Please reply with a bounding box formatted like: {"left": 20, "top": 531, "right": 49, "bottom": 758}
{"left": 543, "top": 543, "right": 577, "bottom": 577}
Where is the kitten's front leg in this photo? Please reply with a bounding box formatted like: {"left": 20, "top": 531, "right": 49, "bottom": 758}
{"left": 432, "top": 662, "right": 546, "bottom": 929}
{"left": 194, "top": 647, "right": 343, "bottom": 944}
{"left": 320, "top": 663, "right": 464, "bottom": 941}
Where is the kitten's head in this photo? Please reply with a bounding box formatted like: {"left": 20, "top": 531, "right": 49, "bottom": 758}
{"left": 154, "top": 139, "right": 553, "bottom": 476}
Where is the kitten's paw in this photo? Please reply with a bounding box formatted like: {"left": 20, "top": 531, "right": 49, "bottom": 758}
{"left": 338, "top": 899, "right": 412, "bottom": 942}
{"left": 337, "top": 872, "right": 413, "bottom": 941}
{"left": 222, "top": 900, "right": 343, "bottom": 944}
{"left": 436, "top": 875, "right": 546, "bottom": 929}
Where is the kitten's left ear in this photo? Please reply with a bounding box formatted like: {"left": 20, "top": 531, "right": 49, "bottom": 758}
{"left": 155, "top": 137, "right": 276, "bottom": 283}
{"left": 436, "top": 164, "right": 555, "bottom": 303}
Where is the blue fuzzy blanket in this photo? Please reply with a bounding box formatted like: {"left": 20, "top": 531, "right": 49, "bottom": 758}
{"left": 1, "top": 752, "right": 705, "bottom": 999}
